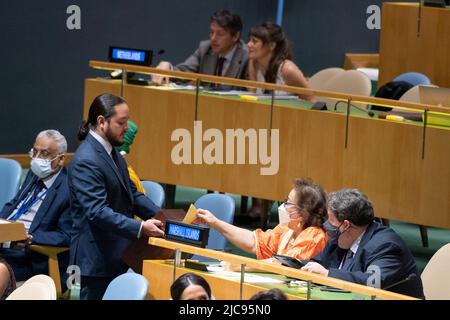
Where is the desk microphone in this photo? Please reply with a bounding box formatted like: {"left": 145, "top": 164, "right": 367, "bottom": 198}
{"left": 334, "top": 101, "right": 375, "bottom": 117}
{"left": 382, "top": 273, "right": 417, "bottom": 291}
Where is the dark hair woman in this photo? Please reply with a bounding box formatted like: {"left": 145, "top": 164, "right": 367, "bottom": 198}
{"left": 248, "top": 22, "right": 314, "bottom": 101}
{"left": 170, "top": 273, "right": 212, "bottom": 300}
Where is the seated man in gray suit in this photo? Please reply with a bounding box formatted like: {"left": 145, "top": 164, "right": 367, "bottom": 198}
{"left": 153, "top": 9, "right": 248, "bottom": 89}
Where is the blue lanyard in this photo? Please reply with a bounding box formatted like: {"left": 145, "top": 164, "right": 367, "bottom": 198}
{"left": 9, "top": 185, "right": 48, "bottom": 221}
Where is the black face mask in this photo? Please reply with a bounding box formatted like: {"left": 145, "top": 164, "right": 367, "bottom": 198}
{"left": 325, "top": 220, "right": 343, "bottom": 244}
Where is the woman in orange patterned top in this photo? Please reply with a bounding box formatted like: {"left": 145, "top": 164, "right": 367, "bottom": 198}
{"left": 195, "top": 178, "right": 328, "bottom": 261}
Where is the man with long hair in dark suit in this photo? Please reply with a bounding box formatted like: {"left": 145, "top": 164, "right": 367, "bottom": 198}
{"left": 69, "top": 93, "right": 164, "bottom": 300}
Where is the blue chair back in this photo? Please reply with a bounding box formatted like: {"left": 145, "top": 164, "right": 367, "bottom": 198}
{"left": 0, "top": 158, "right": 22, "bottom": 210}
{"left": 141, "top": 180, "right": 165, "bottom": 208}
{"left": 394, "top": 72, "right": 431, "bottom": 87}
{"left": 193, "top": 193, "right": 235, "bottom": 261}
{"left": 102, "top": 273, "right": 148, "bottom": 300}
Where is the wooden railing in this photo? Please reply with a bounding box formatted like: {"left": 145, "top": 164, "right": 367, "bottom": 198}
{"left": 90, "top": 60, "right": 450, "bottom": 114}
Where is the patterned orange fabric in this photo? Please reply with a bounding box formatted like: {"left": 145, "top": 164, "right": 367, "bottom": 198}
{"left": 254, "top": 224, "right": 328, "bottom": 260}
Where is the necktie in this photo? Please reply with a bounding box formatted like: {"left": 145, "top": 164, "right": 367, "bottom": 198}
{"left": 215, "top": 57, "right": 226, "bottom": 77}
{"left": 111, "top": 149, "right": 120, "bottom": 168}
{"left": 341, "top": 250, "right": 354, "bottom": 271}
{"left": 111, "top": 149, "right": 126, "bottom": 182}
{"left": 9, "top": 180, "right": 46, "bottom": 221}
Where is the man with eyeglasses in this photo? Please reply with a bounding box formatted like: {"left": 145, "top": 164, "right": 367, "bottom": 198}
{"left": 0, "top": 130, "right": 72, "bottom": 285}
{"left": 301, "top": 189, "right": 424, "bottom": 298}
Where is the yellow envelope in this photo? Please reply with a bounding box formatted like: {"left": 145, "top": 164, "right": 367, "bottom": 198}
{"left": 182, "top": 203, "right": 198, "bottom": 224}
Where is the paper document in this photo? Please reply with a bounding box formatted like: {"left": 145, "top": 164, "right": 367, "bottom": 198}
{"left": 204, "top": 91, "right": 299, "bottom": 100}
{"left": 206, "top": 265, "right": 285, "bottom": 284}
{"left": 149, "top": 84, "right": 200, "bottom": 91}
{"left": 256, "top": 95, "right": 299, "bottom": 100}
{"left": 149, "top": 85, "right": 180, "bottom": 91}
{"left": 182, "top": 204, "right": 198, "bottom": 224}
{"left": 204, "top": 90, "right": 254, "bottom": 96}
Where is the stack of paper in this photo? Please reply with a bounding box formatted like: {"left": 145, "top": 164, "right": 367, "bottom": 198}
{"left": 207, "top": 265, "right": 285, "bottom": 284}
{"left": 203, "top": 90, "right": 254, "bottom": 96}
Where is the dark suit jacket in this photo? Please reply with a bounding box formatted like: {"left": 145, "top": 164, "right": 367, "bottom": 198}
{"left": 0, "top": 168, "right": 72, "bottom": 279}
{"left": 1, "top": 168, "right": 72, "bottom": 246}
{"left": 311, "top": 221, "right": 424, "bottom": 298}
{"left": 68, "top": 133, "right": 160, "bottom": 277}
{"left": 175, "top": 39, "right": 248, "bottom": 90}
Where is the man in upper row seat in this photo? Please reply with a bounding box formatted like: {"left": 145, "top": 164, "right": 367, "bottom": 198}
{"left": 153, "top": 9, "right": 248, "bottom": 90}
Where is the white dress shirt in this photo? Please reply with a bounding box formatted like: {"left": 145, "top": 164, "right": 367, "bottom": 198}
{"left": 7, "top": 169, "right": 62, "bottom": 232}
{"left": 338, "top": 231, "right": 365, "bottom": 269}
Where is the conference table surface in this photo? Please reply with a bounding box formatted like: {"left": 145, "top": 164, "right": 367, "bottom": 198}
{"left": 121, "top": 84, "right": 449, "bottom": 126}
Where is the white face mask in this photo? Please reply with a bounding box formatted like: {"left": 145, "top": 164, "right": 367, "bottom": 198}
{"left": 30, "top": 156, "right": 58, "bottom": 179}
{"left": 278, "top": 203, "right": 290, "bottom": 225}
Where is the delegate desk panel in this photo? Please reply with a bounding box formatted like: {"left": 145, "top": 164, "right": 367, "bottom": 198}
{"left": 84, "top": 79, "right": 450, "bottom": 228}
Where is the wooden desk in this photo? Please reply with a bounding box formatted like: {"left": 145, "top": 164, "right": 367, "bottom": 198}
{"left": 142, "top": 238, "right": 416, "bottom": 300}
{"left": 84, "top": 77, "right": 450, "bottom": 229}
{"left": 143, "top": 260, "right": 370, "bottom": 300}
{"left": 379, "top": 2, "right": 450, "bottom": 87}
{"left": 143, "top": 260, "right": 304, "bottom": 300}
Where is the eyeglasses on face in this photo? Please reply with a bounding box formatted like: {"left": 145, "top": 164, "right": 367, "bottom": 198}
{"left": 282, "top": 198, "right": 302, "bottom": 213}
{"left": 29, "top": 148, "right": 59, "bottom": 160}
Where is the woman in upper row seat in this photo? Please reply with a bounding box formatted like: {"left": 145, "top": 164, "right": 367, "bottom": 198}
{"left": 247, "top": 21, "right": 314, "bottom": 101}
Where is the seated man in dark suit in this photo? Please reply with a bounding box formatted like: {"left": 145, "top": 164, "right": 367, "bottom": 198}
{"left": 0, "top": 130, "right": 72, "bottom": 286}
{"left": 153, "top": 9, "right": 248, "bottom": 89}
{"left": 301, "top": 189, "right": 424, "bottom": 299}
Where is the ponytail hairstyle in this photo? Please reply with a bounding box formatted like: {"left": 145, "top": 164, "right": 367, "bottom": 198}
{"left": 249, "top": 22, "right": 292, "bottom": 84}
{"left": 78, "top": 93, "right": 126, "bottom": 141}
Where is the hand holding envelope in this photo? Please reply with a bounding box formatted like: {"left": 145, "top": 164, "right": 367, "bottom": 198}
{"left": 182, "top": 203, "right": 198, "bottom": 224}
{"left": 183, "top": 203, "right": 217, "bottom": 228}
